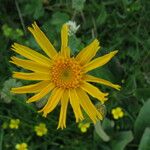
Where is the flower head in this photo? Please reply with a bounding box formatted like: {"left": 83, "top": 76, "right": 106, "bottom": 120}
{"left": 78, "top": 122, "right": 90, "bottom": 133}
{"left": 15, "top": 143, "right": 28, "bottom": 150}
{"left": 11, "top": 22, "right": 121, "bottom": 129}
{"left": 9, "top": 119, "right": 20, "bottom": 129}
{"left": 34, "top": 123, "right": 48, "bottom": 136}
{"left": 111, "top": 107, "right": 124, "bottom": 119}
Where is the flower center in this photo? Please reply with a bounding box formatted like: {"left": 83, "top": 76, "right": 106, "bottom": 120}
{"left": 51, "top": 57, "right": 83, "bottom": 89}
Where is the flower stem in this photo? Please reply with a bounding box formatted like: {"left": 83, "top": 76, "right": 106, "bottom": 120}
{"left": 94, "top": 120, "right": 110, "bottom": 142}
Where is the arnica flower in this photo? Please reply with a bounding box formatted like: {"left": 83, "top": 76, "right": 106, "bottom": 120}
{"left": 78, "top": 122, "right": 90, "bottom": 133}
{"left": 15, "top": 143, "right": 28, "bottom": 150}
{"left": 10, "top": 22, "right": 121, "bottom": 129}
{"left": 111, "top": 107, "right": 124, "bottom": 119}
{"left": 34, "top": 123, "right": 48, "bottom": 136}
{"left": 9, "top": 119, "right": 20, "bottom": 129}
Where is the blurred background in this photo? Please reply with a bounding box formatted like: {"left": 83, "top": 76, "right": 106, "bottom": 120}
{"left": 0, "top": 0, "right": 150, "bottom": 150}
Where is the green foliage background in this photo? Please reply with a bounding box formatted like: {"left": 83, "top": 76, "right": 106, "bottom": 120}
{"left": 0, "top": 0, "right": 150, "bottom": 149}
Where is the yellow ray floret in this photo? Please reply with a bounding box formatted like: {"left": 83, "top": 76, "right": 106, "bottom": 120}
{"left": 61, "top": 24, "right": 70, "bottom": 57}
{"left": 69, "top": 89, "right": 84, "bottom": 122}
{"left": 76, "top": 39, "right": 100, "bottom": 65}
{"left": 81, "top": 82, "right": 108, "bottom": 104}
{"left": 76, "top": 88, "right": 103, "bottom": 123}
{"left": 13, "top": 72, "right": 50, "bottom": 80}
{"left": 28, "top": 22, "right": 57, "bottom": 58}
{"left": 26, "top": 82, "right": 55, "bottom": 103}
{"left": 83, "top": 50, "right": 118, "bottom": 72}
{"left": 11, "top": 22, "right": 121, "bottom": 129}
{"left": 11, "top": 43, "right": 52, "bottom": 66}
{"left": 57, "top": 90, "right": 69, "bottom": 129}
{"left": 10, "top": 56, "right": 50, "bottom": 73}
{"left": 85, "top": 75, "right": 121, "bottom": 90}
{"left": 11, "top": 81, "right": 50, "bottom": 94}
{"left": 42, "top": 88, "right": 64, "bottom": 117}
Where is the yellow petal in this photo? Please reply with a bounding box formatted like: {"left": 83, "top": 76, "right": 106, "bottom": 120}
{"left": 11, "top": 43, "right": 51, "bottom": 67}
{"left": 116, "top": 107, "right": 122, "bottom": 112}
{"left": 111, "top": 109, "right": 116, "bottom": 115}
{"left": 83, "top": 50, "right": 118, "bottom": 72}
{"left": 40, "top": 88, "right": 64, "bottom": 116}
{"left": 57, "top": 90, "right": 69, "bottom": 129}
{"left": 81, "top": 82, "right": 108, "bottom": 103}
{"left": 62, "top": 47, "right": 71, "bottom": 58}
{"left": 13, "top": 72, "right": 50, "bottom": 80}
{"left": 11, "top": 81, "right": 50, "bottom": 94}
{"left": 15, "top": 144, "right": 20, "bottom": 149}
{"left": 69, "top": 89, "right": 84, "bottom": 122}
{"left": 85, "top": 75, "right": 121, "bottom": 90}
{"left": 114, "top": 115, "right": 119, "bottom": 119}
{"left": 10, "top": 57, "right": 50, "bottom": 73}
{"left": 119, "top": 111, "right": 124, "bottom": 117}
{"left": 21, "top": 143, "right": 27, "bottom": 148}
{"left": 61, "top": 24, "right": 70, "bottom": 57}
{"left": 76, "top": 39, "right": 100, "bottom": 65}
{"left": 76, "top": 88, "right": 103, "bottom": 123}
{"left": 28, "top": 22, "right": 57, "bottom": 58}
{"left": 26, "top": 82, "right": 55, "bottom": 103}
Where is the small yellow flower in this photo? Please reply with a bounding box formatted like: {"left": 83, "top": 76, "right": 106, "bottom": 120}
{"left": 9, "top": 119, "right": 20, "bottom": 129}
{"left": 111, "top": 107, "right": 124, "bottom": 119}
{"left": 78, "top": 122, "right": 90, "bottom": 133}
{"left": 34, "top": 123, "right": 48, "bottom": 136}
{"left": 15, "top": 143, "right": 28, "bottom": 150}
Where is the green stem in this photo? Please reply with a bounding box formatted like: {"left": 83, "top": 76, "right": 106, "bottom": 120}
{"left": 0, "top": 129, "right": 4, "bottom": 150}
{"left": 94, "top": 120, "right": 110, "bottom": 142}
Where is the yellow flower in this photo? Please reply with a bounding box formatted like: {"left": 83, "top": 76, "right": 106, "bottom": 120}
{"left": 15, "top": 143, "right": 28, "bottom": 150}
{"left": 10, "top": 22, "right": 121, "bottom": 129}
{"left": 111, "top": 107, "right": 124, "bottom": 119}
{"left": 9, "top": 119, "right": 20, "bottom": 129}
{"left": 78, "top": 122, "right": 90, "bottom": 133}
{"left": 34, "top": 123, "right": 48, "bottom": 136}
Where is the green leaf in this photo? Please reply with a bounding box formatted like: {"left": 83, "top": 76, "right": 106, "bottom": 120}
{"left": 123, "top": 75, "right": 137, "bottom": 94}
{"left": 110, "top": 131, "right": 133, "bottom": 150}
{"left": 72, "top": 0, "right": 86, "bottom": 11}
{"left": 135, "top": 88, "right": 150, "bottom": 100}
{"left": 69, "top": 35, "right": 82, "bottom": 55}
{"left": 102, "top": 118, "right": 115, "bottom": 133}
{"left": 33, "top": 0, "right": 44, "bottom": 19}
{"left": 0, "top": 129, "right": 4, "bottom": 150}
{"left": 23, "top": 0, "right": 44, "bottom": 19}
{"left": 0, "top": 78, "right": 26, "bottom": 103}
{"left": 134, "top": 99, "right": 150, "bottom": 140}
{"left": 90, "top": 67, "right": 115, "bottom": 82}
{"left": 51, "top": 12, "right": 70, "bottom": 27}
{"left": 96, "top": 4, "right": 107, "bottom": 25}
{"left": 138, "top": 128, "right": 150, "bottom": 150}
{"left": 130, "top": 0, "right": 141, "bottom": 12}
